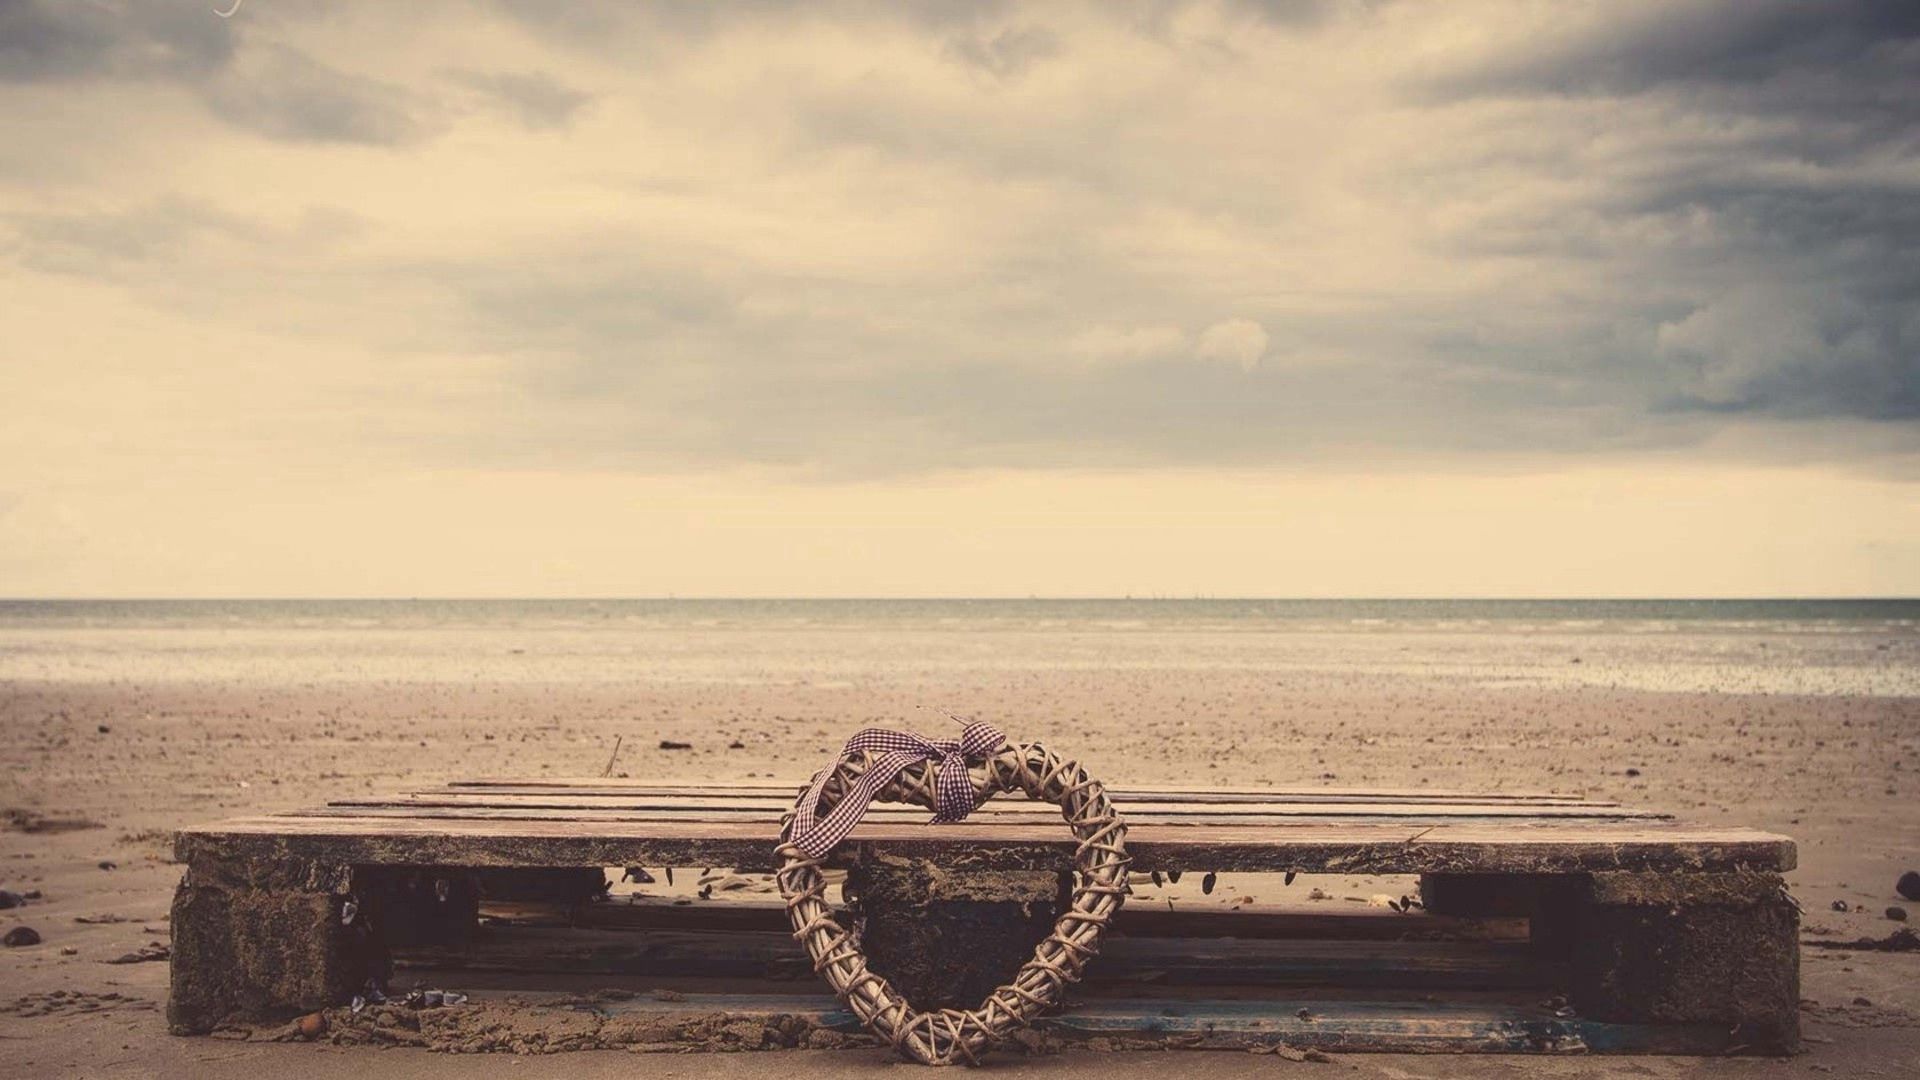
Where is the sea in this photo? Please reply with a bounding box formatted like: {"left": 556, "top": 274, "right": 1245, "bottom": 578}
{"left": 0, "top": 598, "right": 1914, "bottom": 697}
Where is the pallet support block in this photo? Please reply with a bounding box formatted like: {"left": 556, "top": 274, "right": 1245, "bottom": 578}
{"left": 167, "top": 855, "right": 371, "bottom": 1034}
{"left": 1567, "top": 871, "right": 1799, "bottom": 1053}
{"left": 845, "top": 854, "right": 1067, "bottom": 1010}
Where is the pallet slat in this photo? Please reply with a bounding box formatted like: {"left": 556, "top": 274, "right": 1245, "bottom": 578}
{"left": 442, "top": 779, "right": 1614, "bottom": 805}
{"left": 390, "top": 989, "right": 1745, "bottom": 1054}
{"left": 177, "top": 814, "right": 1794, "bottom": 874}
{"left": 484, "top": 896, "right": 1530, "bottom": 942}
{"left": 317, "top": 798, "right": 1668, "bottom": 821}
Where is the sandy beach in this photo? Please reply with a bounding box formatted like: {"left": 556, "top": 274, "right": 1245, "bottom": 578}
{"left": 8, "top": 0, "right": 1917, "bottom": 1073}
{"left": 1, "top": 601, "right": 1916, "bottom": 1078}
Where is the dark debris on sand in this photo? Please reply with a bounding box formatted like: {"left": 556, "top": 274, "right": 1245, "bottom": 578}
{"left": 2, "top": 808, "right": 104, "bottom": 834}
{"left": 1897, "top": 870, "right": 1920, "bottom": 902}
{"left": 1803, "top": 927, "right": 1919, "bottom": 953}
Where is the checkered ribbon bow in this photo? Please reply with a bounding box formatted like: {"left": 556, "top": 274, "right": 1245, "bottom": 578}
{"left": 787, "top": 721, "right": 1007, "bottom": 859}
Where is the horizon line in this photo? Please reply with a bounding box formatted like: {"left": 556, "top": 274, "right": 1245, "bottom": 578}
{"left": 3, "top": 595, "right": 1916, "bottom": 604}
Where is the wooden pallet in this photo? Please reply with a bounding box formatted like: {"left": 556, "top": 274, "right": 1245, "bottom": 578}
{"left": 169, "top": 779, "right": 1800, "bottom": 1054}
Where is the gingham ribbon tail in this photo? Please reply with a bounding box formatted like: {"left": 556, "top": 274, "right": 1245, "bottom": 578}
{"left": 787, "top": 721, "right": 1006, "bottom": 858}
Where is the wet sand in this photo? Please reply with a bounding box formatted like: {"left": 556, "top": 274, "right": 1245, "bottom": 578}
{"left": 1, "top": 614, "right": 1916, "bottom": 1076}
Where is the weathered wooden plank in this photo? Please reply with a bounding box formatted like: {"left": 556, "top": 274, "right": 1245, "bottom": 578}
{"left": 396, "top": 789, "right": 1626, "bottom": 808}
{"left": 449, "top": 778, "right": 1586, "bottom": 796}
{"left": 338, "top": 794, "right": 1663, "bottom": 819}
{"left": 176, "top": 815, "right": 1795, "bottom": 874}
{"left": 492, "top": 991, "right": 1746, "bottom": 1053}
{"left": 296, "top": 810, "right": 1669, "bottom": 833}
{"left": 372, "top": 782, "right": 1621, "bottom": 806}
{"left": 1037, "top": 997, "right": 1736, "bottom": 1053}
{"left": 443, "top": 779, "right": 1612, "bottom": 804}
{"left": 484, "top": 895, "right": 1530, "bottom": 942}
{"left": 309, "top": 802, "right": 1668, "bottom": 824}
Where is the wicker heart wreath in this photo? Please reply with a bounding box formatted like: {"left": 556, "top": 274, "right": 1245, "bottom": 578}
{"left": 774, "top": 723, "right": 1129, "bottom": 1065}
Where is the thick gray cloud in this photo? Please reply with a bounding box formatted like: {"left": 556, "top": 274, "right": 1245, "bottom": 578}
{"left": 0, "top": 1, "right": 444, "bottom": 145}
{"left": 0, "top": 0, "right": 231, "bottom": 83}
{"left": 1425, "top": 1, "right": 1920, "bottom": 102}
{"left": 1, "top": 0, "right": 1915, "bottom": 480}
{"left": 1414, "top": 1, "right": 1919, "bottom": 425}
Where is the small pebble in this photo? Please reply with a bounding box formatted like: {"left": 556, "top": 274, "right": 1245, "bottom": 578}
{"left": 296, "top": 1012, "right": 327, "bottom": 1038}
{"left": 0, "top": 890, "right": 23, "bottom": 909}
{"left": 1888, "top": 906, "right": 1909, "bottom": 922}
{"left": 1898, "top": 871, "right": 1920, "bottom": 902}
{"left": 1831, "top": 900, "right": 1850, "bottom": 912}
{"left": 3, "top": 926, "right": 42, "bottom": 947}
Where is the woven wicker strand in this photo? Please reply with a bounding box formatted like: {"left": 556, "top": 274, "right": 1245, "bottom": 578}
{"left": 774, "top": 741, "right": 1130, "bottom": 1066}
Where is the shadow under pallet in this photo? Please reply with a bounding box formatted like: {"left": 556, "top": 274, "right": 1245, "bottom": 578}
{"left": 368, "top": 893, "right": 1759, "bottom": 1055}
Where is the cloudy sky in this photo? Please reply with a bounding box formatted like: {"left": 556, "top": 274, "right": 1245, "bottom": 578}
{"left": 1, "top": 0, "right": 1916, "bottom": 597}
